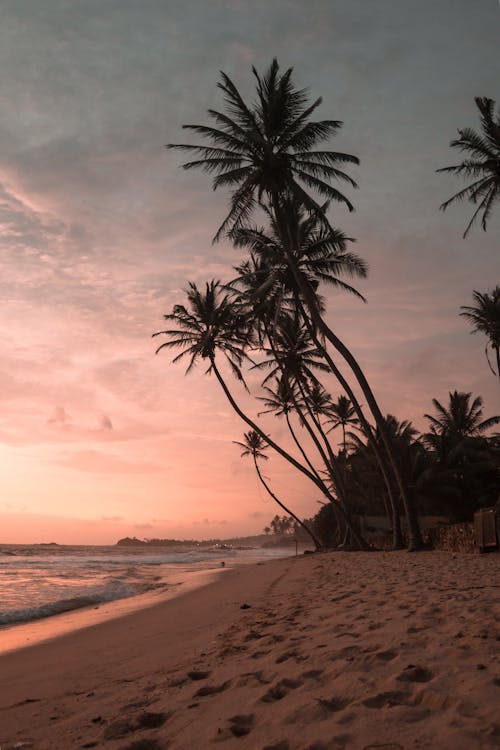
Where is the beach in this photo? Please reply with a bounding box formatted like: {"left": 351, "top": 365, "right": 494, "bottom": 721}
{"left": 0, "top": 551, "right": 499, "bottom": 750}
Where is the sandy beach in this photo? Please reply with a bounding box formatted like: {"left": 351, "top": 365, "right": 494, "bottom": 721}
{"left": 0, "top": 551, "right": 499, "bottom": 750}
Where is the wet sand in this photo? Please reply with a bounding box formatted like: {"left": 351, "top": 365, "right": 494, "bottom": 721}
{"left": 0, "top": 551, "right": 499, "bottom": 749}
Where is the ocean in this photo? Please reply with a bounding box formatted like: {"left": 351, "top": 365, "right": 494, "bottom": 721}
{"left": 0, "top": 543, "right": 290, "bottom": 628}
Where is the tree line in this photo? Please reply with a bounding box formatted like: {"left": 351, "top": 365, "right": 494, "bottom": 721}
{"left": 154, "top": 60, "right": 499, "bottom": 551}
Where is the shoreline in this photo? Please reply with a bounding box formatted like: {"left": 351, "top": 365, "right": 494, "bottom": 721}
{"left": 0, "top": 549, "right": 297, "bottom": 656}
{"left": 1, "top": 550, "right": 498, "bottom": 749}
{"left": 0, "top": 564, "right": 226, "bottom": 657}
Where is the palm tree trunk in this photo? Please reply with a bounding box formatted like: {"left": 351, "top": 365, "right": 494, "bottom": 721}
{"left": 252, "top": 456, "right": 321, "bottom": 548}
{"left": 296, "top": 377, "right": 347, "bottom": 497}
{"left": 264, "top": 324, "right": 341, "bottom": 493}
{"left": 210, "top": 356, "right": 370, "bottom": 550}
{"left": 297, "top": 300, "right": 405, "bottom": 550}
{"left": 285, "top": 411, "right": 323, "bottom": 483}
{"left": 272, "top": 197, "right": 423, "bottom": 550}
{"left": 263, "top": 324, "right": 354, "bottom": 529}
{"left": 293, "top": 378, "right": 347, "bottom": 502}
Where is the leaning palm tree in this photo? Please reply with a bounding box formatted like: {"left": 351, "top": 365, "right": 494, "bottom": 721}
{"left": 437, "top": 97, "right": 500, "bottom": 237}
{"left": 424, "top": 391, "right": 500, "bottom": 441}
{"left": 168, "top": 59, "right": 423, "bottom": 549}
{"left": 258, "top": 378, "right": 323, "bottom": 482}
{"left": 232, "top": 213, "right": 404, "bottom": 549}
{"left": 460, "top": 287, "right": 500, "bottom": 378}
{"left": 154, "top": 279, "right": 367, "bottom": 547}
{"left": 234, "top": 430, "right": 321, "bottom": 548}
{"left": 153, "top": 280, "right": 306, "bottom": 479}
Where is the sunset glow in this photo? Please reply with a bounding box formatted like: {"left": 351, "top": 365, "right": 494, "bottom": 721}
{"left": 1, "top": 0, "right": 498, "bottom": 544}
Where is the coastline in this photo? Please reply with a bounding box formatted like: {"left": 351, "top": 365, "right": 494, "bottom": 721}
{"left": 0, "top": 564, "right": 225, "bottom": 656}
{"left": 1, "top": 551, "right": 499, "bottom": 749}
{"left": 0, "top": 548, "right": 295, "bottom": 656}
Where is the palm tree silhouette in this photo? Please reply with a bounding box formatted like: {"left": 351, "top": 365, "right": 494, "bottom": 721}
{"left": 234, "top": 430, "right": 321, "bottom": 548}
{"left": 258, "top": 378, "right": 323, "bottom": 483}
{"left": 327, "top": 395, "right": 359, "bottom": 454}
{"left": 424, "top": 391, "right": 500, "bottom": 440}
{"left": 168, "top": 59, "right": 358, "bottom": 241}
{"left": 437, "top": 97, "right": 500, "bottom": 237}
{"left": 460, "top": 287, "right": 500, "bottom": 378}
{"left": 154, "top": 279, "right": 366, "bottom": 547}
{"left": 168, "top": 59, "right": 423, "bottom": 549}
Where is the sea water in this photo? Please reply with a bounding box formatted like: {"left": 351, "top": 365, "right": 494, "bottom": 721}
{"left": 0, "top": 544, "right": 289, "bottom": 628}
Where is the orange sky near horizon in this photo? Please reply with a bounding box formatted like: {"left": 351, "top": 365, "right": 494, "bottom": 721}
{"left": 1, "top": 0, "right": 499, "bottom": 545}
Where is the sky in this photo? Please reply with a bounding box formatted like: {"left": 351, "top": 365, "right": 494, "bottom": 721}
{"left": 1, "top": 0, "right": 498, "bottom": 544}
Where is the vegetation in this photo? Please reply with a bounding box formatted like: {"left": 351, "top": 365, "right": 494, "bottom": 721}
{"left": 460, "top": 287, "right": 500, "bottom": 378}
{"left": 438, "top": 96, "right": 500, "bottom": 237}
{"left": 234, "top": 430, "right": 321, "bottom": 548}
{"left": 155, "top": 62, "right": 499, "bottom": 552}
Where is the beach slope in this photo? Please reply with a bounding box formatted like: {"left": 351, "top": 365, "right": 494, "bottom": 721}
{"left": 0, "top": 551, "right": 499, "bottom": 749}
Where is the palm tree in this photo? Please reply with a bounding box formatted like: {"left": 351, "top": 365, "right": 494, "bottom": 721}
{"left": 232, "top": 215, "right": 408, "bottom": 550}
{"left": 256, "top": 315, "right": 352, "bottom": 505}
{"left": 168, "top": 59, "right": 423, "bottom": 549}
{"left": 258, "top": 378, "right": 324, "bottom": 483}
{"left": 231, "top": 205, "right": 367, "bottom": 304}
{"left": 153, "top": 279, "right": 366, "bottom": 547}
{"left": 327, "top": 395, "right": 359, "bottom": 454}
{"left": 153, "top": 280, "right": 313, "bottom": 481}
{"left": 234, "top": 430, "right": 321, "bottom": 548}
{"left": 437, "top": 97, "right": 500, "bottom": 237}
{"left": 168, "top": 59, "right": 359, "bottom": 241}
{"left": 424, "top": 391, "right": 500, "bottom": 440}
{"left": 153, "top": 280, "right": 252, "bottom": 377}
{"left": 460, "top": 287, "right": 500, "bottom": 378}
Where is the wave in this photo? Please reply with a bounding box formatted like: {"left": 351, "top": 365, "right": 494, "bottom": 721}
{"left": 0, "top": 578, "right": 157, "bottom": 626}
{"left": 0, "top": 549, "right": 235, "bottom": 568}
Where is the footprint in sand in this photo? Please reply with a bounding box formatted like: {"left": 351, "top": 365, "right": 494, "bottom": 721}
{"left": 301, "top": 669, "right": 324, "bottom": 680}
{"left": 269, "top": 634, "right": 286, "bottom": 643}
{"left": 286, "top": 695, "right": 350, "bottom": 724}
{"left": 375, "top": 649, "right": 397, "bottom": 662}
{"left": 362, "top": 691, "right": 409, "bottom": 709}
{"left": 194, "top": 680, "right": 231, "bottom": 697}
{"left": 396, "top": 665, "right": 433, "bottom": 683}
{"left": 237, "top": 670, "right": 272, "bottom": 687}
{"left": 316, "top": 696, "right": 350, "bottom": 714}
{"left": 245, "top": 630, "right": 264, "bottom": 642}
{"left": 275, "top": 650, "right": 299, "bottom": 664}
{"left": 251, "top": 649, "right": 272, "bottom": 659}
{"left": 104, "top": 712, "right": 171, "bottom": 740}
{"left": 119, "top": 740, "right": 169, "bottom": 750}
{"left": 261, "top": 677, "right": 303, "bottom": 702}
{"left": 187, "top": 670, "right": 211, "bottom": 681}
{"left": 228, "top": 713, "right": 255, "bottom": 737}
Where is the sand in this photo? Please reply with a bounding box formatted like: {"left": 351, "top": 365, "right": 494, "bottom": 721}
{"left": 0, "top": 551, "right": 499, "bottom": 750}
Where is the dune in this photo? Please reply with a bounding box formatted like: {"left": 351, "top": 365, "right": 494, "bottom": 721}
{"left": 0, "top": 551, "right": 499, "bottom": 749}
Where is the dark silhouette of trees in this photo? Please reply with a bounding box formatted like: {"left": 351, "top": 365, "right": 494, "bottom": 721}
{"left": 157, "top": 62, "right": 498, "bottom": 552}
{"left": 168, "top": 59, "right": 423, "bottom": 549}
{"left": 424, "top": 391, "right": 500, "bottom": 441}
